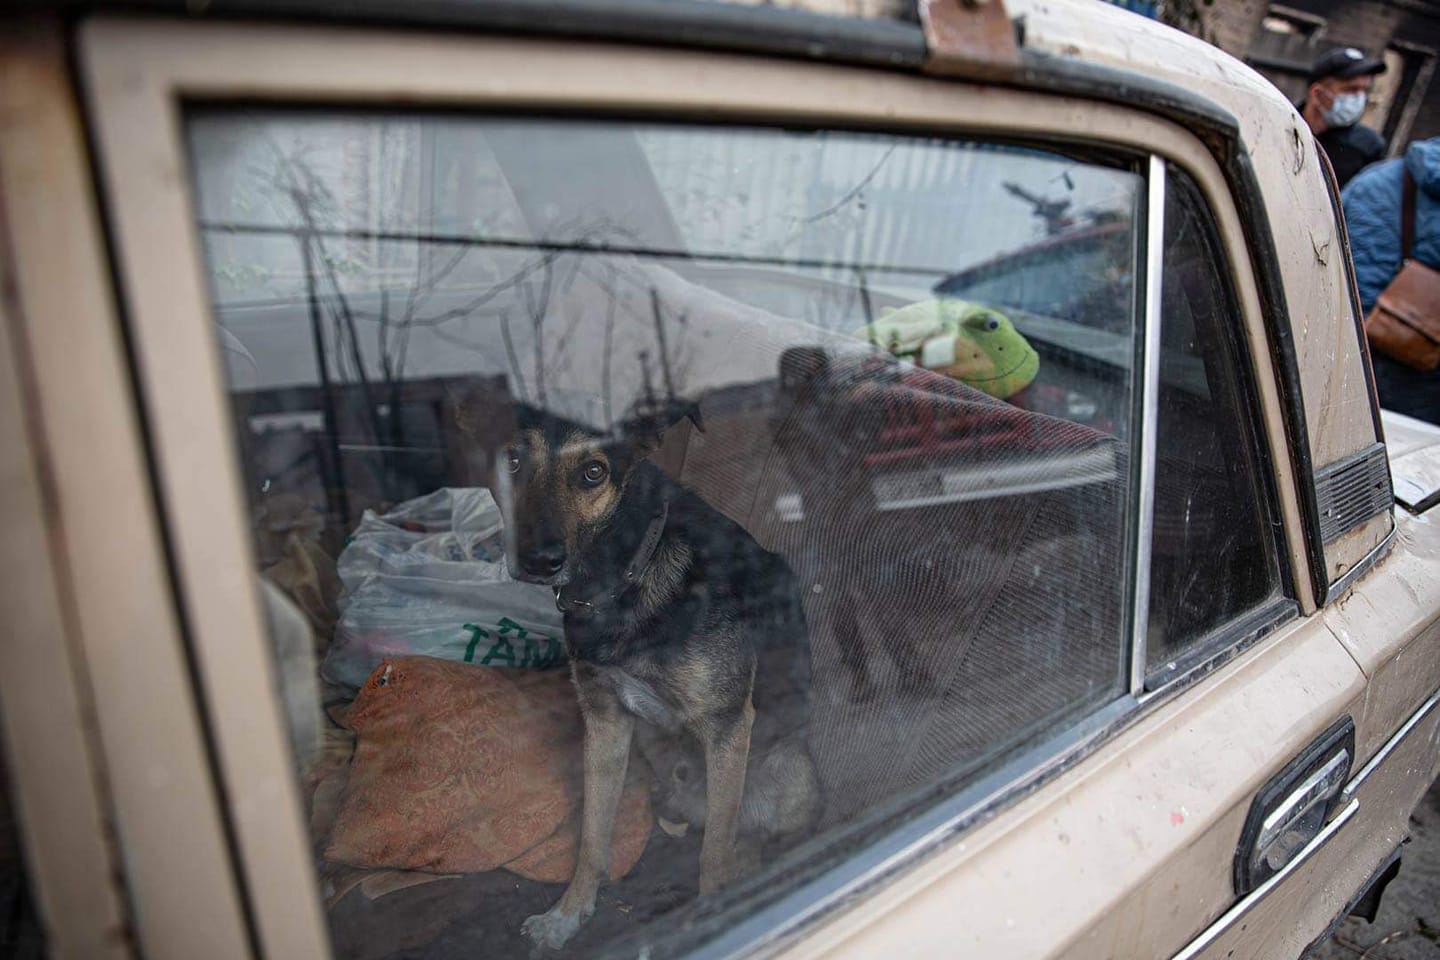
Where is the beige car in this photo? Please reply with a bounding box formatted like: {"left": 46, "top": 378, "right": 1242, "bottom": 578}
{"left": 1, "top": 1, "right": 1438, "bottom": 958}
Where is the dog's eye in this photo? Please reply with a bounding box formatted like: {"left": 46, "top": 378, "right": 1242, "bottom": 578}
{"left": 504, "top": 447, "right": 522, "bottom": 474}
{"left": 579, "top": 460, "right": 608, "bottom": 487}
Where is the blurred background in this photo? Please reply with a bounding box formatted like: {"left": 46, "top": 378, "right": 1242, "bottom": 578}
{"left": 1108, "top": 0, "right": 1440, "bottom": 150}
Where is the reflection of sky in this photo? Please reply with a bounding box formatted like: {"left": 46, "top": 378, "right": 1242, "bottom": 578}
{"left": 640, "top": 129, "right": 1137, "bottom": 276}
{"left": 189, "top": 115, "right": 1139, "bottom": 286}
{"left": 189, "top": 114, "right": 1140, "bottom": 393}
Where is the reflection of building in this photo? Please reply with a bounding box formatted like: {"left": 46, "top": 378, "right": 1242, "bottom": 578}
{"left": 1198, "top": 0, "right": 1439, "bottom": 150}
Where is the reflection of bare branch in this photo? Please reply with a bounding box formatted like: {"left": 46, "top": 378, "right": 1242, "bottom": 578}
{"left": 796, "top": 144, "right": 896, "bottom": 225}
{"left": 524, "top": 253, "right": 596, "bottom": 395}
{"left": 573, "top": 260, "right": 697, "bottom": 407}
{"left": 499, "top": 310, "right": 527, "bottom": 402}
{"left": 264, "top": 139, "right": 390, "bottom": 459}
{"left": 428, "top": 325, "right": 496, "bottom": 353}
{"left": 522, "top": 256, "right": 555, "bottom": 407}
{"left": 298, "top": 223, "right": 351, "bottom": 527}
{"left": 671, "top": 310, "right": 693, "bottom": 388}
{"left": 388, "top": 249, "right": 560, "bottom": 329}
{"left": 649, "top": 287, "right": 679, "bottom": 401}
{"left": 601, "top": 266, "right": 617, "bottom": 429}
{"left": 856, "top": 265, "right": 878, "bottom": 348}
{"left": 393, "top": 243, "right": 471, "bottom": 381}
{"left": 377, "top": 288, "right": 393, "bottom": 382}
{"left": 637, "top": 350, "right": 656, "bottom": 410}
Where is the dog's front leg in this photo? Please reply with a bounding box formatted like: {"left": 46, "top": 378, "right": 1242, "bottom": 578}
{"left": 522, "top": 697, "right": 634, "bottom": 952}
{"left": 698, "top": 696, "right": 755, "bottom": 895}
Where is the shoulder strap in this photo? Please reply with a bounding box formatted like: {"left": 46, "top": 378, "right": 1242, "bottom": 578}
{"left": 1402, "top": 168, "right": 1417, "bottom": 262}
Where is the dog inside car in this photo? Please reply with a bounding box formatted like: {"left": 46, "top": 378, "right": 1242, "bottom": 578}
{"left": 470, "top": 395, "right": 820, "bottom": 951}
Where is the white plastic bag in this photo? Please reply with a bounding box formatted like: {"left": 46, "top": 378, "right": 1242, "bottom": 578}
{"left": 323, "top": 488, "right": 566, "bottom": 689}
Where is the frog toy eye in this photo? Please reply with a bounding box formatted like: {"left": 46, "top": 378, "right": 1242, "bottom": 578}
{"left": 963, "top": 310, "right": 1004, "bottom": 333}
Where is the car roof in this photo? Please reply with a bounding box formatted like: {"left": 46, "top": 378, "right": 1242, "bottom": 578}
{"left": 17, "top": 0, "right": 1275, "bottom": 135}
{"left": 20, "top": 0, "right": 1377, "bottom": 515}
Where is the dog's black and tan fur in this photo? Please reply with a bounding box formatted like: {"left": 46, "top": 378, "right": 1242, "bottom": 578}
{"left": 486, "top": 403, "right": 819, "bottom": 951}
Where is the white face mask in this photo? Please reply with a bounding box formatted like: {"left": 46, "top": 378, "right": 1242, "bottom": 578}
{"left": 1322, "top": 91, "right": 1368, "bottom": 128}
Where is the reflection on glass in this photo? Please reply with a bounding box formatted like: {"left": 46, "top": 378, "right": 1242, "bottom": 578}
{"left": 190, "top": 112, "right": 1140, "bottom": 958}
{"left": 1145, "top": 165, "right": 1282, "bottom": 676}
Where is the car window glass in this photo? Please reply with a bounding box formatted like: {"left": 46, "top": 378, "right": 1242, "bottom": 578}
{"left": 188, "top": 110, "right": 1141, "bottom": 958}
{"left": 1146, "top": 164, "right": 1283, "bottom": 678}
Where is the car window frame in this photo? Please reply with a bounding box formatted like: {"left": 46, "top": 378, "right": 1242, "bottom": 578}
{"left": 75, "top": 16, "right": 1309, "bottom": 959}
{"left": 1313, "top": 145, "right": 1396, "bottom": 599}
{"left": 1139, "top": 162, "right": 1298, "bottom": 692}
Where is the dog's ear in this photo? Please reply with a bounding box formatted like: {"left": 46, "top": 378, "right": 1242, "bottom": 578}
{"left": 778, "top": 346, "right": 830, "bottom": 399}
{"left": 446, "top": 377, "right": 515, "bottom": 485}
{"left": 619, "top": 398, "right": 703, "bottom": 463}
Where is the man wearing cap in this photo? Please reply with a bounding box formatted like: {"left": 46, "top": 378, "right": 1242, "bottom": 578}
{"left": 1300, "top": 46, "right": 1388, "bottom": 188}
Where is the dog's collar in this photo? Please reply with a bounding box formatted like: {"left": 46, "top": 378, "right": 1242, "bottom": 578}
{"left": 555, "top": 499, "right": 671, "bottom": 619}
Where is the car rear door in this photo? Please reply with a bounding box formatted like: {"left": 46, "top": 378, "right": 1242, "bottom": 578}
{"left": 1, "top": 6, "right": 1429, "bottom": 959}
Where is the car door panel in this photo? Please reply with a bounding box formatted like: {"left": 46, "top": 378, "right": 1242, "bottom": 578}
{"left": 789, "top": 618, "right": 1363, "bottom": 960}
{"left": 0, "top": 23, "right": 253, "bottom": 960}
{"left": 1323, "top": 518, "right": 1440, "bottom": 763}
{"left": 1183, "top": 689, "right": 1440, "bottom": 960}
{"left": 64, "top": 12, "right": 1436, "bottom": 960}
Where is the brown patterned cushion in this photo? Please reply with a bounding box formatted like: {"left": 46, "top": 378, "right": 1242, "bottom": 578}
{"left": 325, "top": 656, "right": 651, "bottom": 882}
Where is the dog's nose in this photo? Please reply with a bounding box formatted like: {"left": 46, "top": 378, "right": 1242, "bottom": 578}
{"left": 521, "top": 545, "right": 566, "bottom": 578}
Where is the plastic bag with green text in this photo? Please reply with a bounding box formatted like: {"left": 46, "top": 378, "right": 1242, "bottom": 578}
{"left": 322, "top": 488, "right": 566, "bottom": 690}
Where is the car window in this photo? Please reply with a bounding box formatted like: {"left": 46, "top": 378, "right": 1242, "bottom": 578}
{"left": 1145, "top": 163, "right": 1284, "bottom": 680}
{"left": 188, "top": 110, "right": 1142, "bottom": 958}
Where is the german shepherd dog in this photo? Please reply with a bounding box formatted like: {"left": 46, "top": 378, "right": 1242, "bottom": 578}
{"left": 490, "top": 401, "right": 820, "bottom": 951}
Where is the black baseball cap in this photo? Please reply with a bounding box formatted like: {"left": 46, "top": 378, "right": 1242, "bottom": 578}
{"left": 1309, "top": 47, "right": 1387, "bottom": 83}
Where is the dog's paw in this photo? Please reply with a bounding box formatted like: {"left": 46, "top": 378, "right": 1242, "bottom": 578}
{"left": 521, "top": 907, "right": 586, "bottom": 953}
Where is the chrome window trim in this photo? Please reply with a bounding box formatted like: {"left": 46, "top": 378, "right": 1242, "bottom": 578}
{"left": 1341, "top": 684, "right": 1440, "bottom": 804}
{"left": 680, "top": 696, "right": 1142, "bottom": 960}
{"left": 1141, "top": 597, "right": 1299, "bottom": 700}
{"left": 696, "top": 604, "right": 1306, "bottom": 959}
{"left": 589, "top": 152, "right": 1166, "bottom": 960}
{"left": 1172, "top": 681, "right": 1440, "bottom": 960}
{"left": 1130, "top": 154, "right": 1166, "bottom": 696}
{"left": 1326, "top": 520, "right": 1398, "bottom": 602}
{"left": 1169, "top": 797, "right": 1360, "bottom": 960}
{"left": 1136, "top": 160, "right": 1296, "bottom": 690}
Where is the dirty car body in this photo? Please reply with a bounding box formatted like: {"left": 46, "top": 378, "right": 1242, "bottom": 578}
{"left": 0, "top": 1, "right": 1438, "bottom": 959}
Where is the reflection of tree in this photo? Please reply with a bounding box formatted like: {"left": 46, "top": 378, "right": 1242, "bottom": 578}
{"left": 253, "top": 141, "right": 699, "bottom": 522}
{"left": 229, "top": 130, "right": 991, "bottom": 526}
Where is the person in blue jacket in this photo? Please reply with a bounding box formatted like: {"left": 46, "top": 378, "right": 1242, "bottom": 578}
{"left": 1342, "top": 137, "right": 1440, "bottom": 424}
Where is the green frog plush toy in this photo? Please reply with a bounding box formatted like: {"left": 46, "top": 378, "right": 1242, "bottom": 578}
{"left": 853, "top": 298, "right": 1040, "bottom": 400}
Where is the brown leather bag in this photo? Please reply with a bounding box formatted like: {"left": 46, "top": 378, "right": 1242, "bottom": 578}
{"left": 1365, "top": 170, "right": 1440, "bottom": 371}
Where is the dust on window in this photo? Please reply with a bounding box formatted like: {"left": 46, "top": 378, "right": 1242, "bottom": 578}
{"left": 191, "top": 111, "right": 1141, "bottom": 958}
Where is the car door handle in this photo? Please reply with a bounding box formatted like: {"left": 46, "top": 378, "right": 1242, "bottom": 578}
{"left": 1235, "top": 716, "right": 1355, "bottom": 895}
{"left": 1172, "top": 797, "right": 1359, "bottom": 960}
{"left": 1171, "top": 718, "right": 1358, "bottom": 960}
